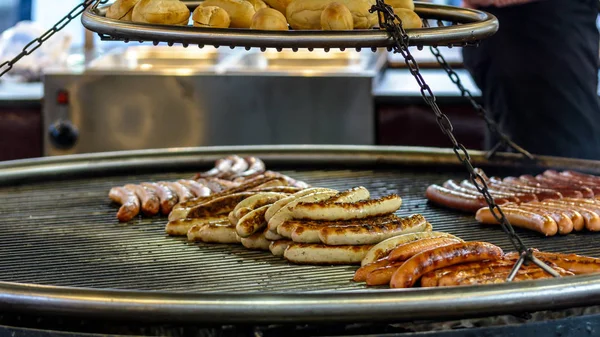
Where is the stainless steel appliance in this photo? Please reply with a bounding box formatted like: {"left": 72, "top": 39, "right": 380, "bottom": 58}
{"left": 43, "top": 46, "right": 385, "bottom": 156}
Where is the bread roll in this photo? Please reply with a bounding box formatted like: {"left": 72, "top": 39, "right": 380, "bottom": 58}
{"left": 263, "top": 0, "right": 293, "bottom": 15}
{"left": 286, "top": 0, "right": 377, "bottom": 30}
{"left": 247, "top": 0, "right": 268, "bottom": 12}
{"left": 379, "top": 8, "right": 421, "bottom": 29}
{"left": 385, "top": 0, "right": 414, "bottom": 10}
{"left": 192, "top": 5, "right": 231, "bottom": 28}
{"left": 251, "top": 8, "right": 289, "bottom": 30}
{"left": 131, "top": 0, "right": 190, "bottom": 25}
{"left": 320, "top": 2, "right": 353, "bottom": 30}
{"left": 106, "top": 0, "right": 141, "bottom": 21}
{"left": 201, "top": 0, "right": 256, "bottom": 28}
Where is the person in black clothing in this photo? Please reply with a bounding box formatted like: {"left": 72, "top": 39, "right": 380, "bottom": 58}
{"left": 462, "top": 0, "right": 600, "bottom": 160}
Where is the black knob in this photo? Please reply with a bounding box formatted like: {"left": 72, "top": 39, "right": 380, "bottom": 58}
{"left": 49, "top": 121, "right": 78, "bottom": 150}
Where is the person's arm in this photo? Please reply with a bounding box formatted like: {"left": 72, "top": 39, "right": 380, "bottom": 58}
{"left": 462, "top": 0, "right": 541, "bottom": 9}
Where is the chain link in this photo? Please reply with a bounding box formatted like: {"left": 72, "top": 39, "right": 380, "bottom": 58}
{"left": 0, "top": 0, "right": 107, "bottom": 79}
{"left": 428, "top": 45, "right": 535, "bottom": 161}
{"left": 370, "top": 1, "right": 560, "bottom": 279}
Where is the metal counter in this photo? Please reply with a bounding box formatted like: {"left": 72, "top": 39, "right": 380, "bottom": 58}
{"left": 43, "top": 46, "right": 386, "bottom": 156}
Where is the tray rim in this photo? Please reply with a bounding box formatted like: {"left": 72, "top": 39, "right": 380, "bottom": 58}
{"left": 2, "top": 145, "right": 600, "bottom": 324}
{"left": 81, "top": 2, "right": 499, "bottom": 49}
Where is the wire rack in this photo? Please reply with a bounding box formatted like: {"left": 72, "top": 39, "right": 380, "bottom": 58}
{"left": 81, "top": 1, "right": 499, "bottom": 51}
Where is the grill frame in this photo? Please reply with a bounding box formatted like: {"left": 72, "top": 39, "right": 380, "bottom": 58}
{"left": 2, "top": 145, "right": 600, "bottom": 324}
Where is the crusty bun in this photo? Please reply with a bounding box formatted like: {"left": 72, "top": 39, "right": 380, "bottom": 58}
{"left": 192, "top": 5, "right": 231, "bottom": 28}
{"left": 286, "top": 0, "right": 376, "bottom": 30}
{"left": 379, "top": 8, "right": 421, "bottom": 29}
{"left": 385, "top": 0, "right": 414, "bottom": 10}
{"left": 131, "top": 0, "right": 190, "bottom": 25}
{"left": 251, "top": 8, "right": 289, "bottom": 30}
{"left": 106, "top": 0, "right": 141, "bottom": 21}
{"left": 200, "top": 0, "right": 256, "bottom": 28}
{"left": 247, "top": 0, "right": 268, "bottom": 12}
{"left": 320, "top": 2, "right": 353, "bottom": 30}
{"left": 262, "top": 0, "right": 293, "bottom": 15}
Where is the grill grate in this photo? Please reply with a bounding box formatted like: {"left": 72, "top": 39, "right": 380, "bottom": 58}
{"left": 2, "top": 167, "right": 600, "bottom": 293}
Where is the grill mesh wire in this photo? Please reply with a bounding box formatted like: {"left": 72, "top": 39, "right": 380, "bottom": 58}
{"left": 1, "top": 166, "right": 600, "bottom": 293}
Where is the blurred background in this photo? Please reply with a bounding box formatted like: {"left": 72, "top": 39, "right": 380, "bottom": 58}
{"left": 0, "top": 1, "right": 597, "bottom": 162}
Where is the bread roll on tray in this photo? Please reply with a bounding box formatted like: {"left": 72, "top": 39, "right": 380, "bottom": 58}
{"left": 247, "top": 0, "right": 269, "bottom": 12}
{"left": 106, "top": 0, "right": 141, "bottom": 21}
{"left": 131, "top": 0, "right": 190, "bottom": 25}
{"left": 385, "top": 0, "right": 414, "bottom": 10}
{"left": 192, "top": 6, "right": 231, "bottom": 28}
{"left": 320, "top": 2, "right": 353, "bottom": 30}
{"left": 251, "top": 8, "right": 289, "bottom": 30}
{"left": 201, "top": 0, "right": 256, "bottom": 28}
{"left": 379, "top": 8, "right": 422, "bottom": 29}
{"left": 286, "top": 0, "right": 377, "bottom": 30}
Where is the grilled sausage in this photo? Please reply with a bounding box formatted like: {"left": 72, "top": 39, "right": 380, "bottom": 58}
{"left": 353, "top": 258, "right": 391, "bottom": 282}
{"left": 485, "top": 178, "right": 564, "bottom": 202}
{"left": 541, "top": 170, "right": 600, "bottom": 195}
{"left": 503, "top": 177, "right": 586, "bottom": 199}
{"left": 475, "top": 207, "right": 558, "bottom": 236}
{"left": 526, "top": 201, "right": 585, "bottom": 232}
{"left": 109, "top": 186, "right": 141, "bottom": 222}
{"left": 328, "top": 186, "right": 371, "bottom": 203}
{"left": 219, "top": 155, "right": 249, "bottom": 179}
{"left": 420, "top": 259, "right": 516, "bottom": 287}
{"left": 366, "top": 261, "right": 405, "bottom": 286}
{"left": 141, "top": 182, "right": 178, "bottom": 215}
{"left": 237, "top": 156, "right": 266, "bottom": 177}
{"left": 124, "top": 184, "right": 160, "bottom": 216}
{"left": 264, "top": 229, "right": 284, "bottom": 241}
{"left": 197, "top": 158, "right": 232, "bottom": 178}
{"left": 269, "top": 239, "right": 292, "bottom": 256}
{"left": 232, "top": 192, "right": 287, "bottom": 217}
{"left": 388, "top": 237, "right": 464, "bottom": 262}
{"left": 265, "top": 188, "right": 337, "bottom": 221}
{"left": 443, "top": 180, "right": 520, "bottom": 203}
{"left": 187, "top": 221, "right": 239, "bottom": 243}
{"left": 236, "top": 204, "right": 270, "bottom": 237}
{"left": 361, "top": 231, "right": 461, "bottom": 266}
{"left": 545, "top": 200, "right": 600, "bottom": 231}
{"left": 283, "top": 214, "right": 402, "bottom": 243}
{"left": 251, "top": 186, "right": 304, "bottom": 194}
{"left": 284, "top": 243, "right": 373, "bottom": 265}
{"left": 163, "top": 181, "right": 195, "bottom": 203}
{"left": 318, "top": 214, "right": 428, "bottom": 245}
{"left": 515, "top": 175, "right": 592, "bottom": 199}
{"left": 187, "top": 192, "right": 257, "bottom": 218}
{"left": 425, "top": 185, "right": 507, "bottom": 213}
{"left": 449, "top": 268, "right": 573, "bottom": 286}
{"left": 240, "top": 230, "right": 271, "bottom": 250}
{"left": 459, "top": 179, "right": 531, "bottom": 202}
{"left": 195, "top": 178, "right": 234, "bottom": 193}
{"left": 178, "top": 179, "right": 212, "bottom": 198}
{"left": 268, "top": 190, "right": 338, "bottom": 232}
{"left": 516, "top": 204, "right": 573, "bottom": 235}
{"left": 292, "top": 194, "right": 402, "bottom": 221}
{"left": 165, "top": 216, "right": 228, "bottom": 236}
{"left": 534, "top": 251, "right": 600, "bottom": 275}
{"left": 389, "top": 242, "right": 504, "bottom": 288}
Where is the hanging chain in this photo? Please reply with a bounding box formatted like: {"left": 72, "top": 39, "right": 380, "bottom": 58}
{"left": 371, "top": 1, "right": 559, "bottom": 280}
{"left": 428, "top": 46, "right": 534, "bottom": 161}
{"left": 0, "top": 0, "right": 106, "bottom": 79}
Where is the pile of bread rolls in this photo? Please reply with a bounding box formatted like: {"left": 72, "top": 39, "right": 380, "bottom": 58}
{"left": 105, "top": 0, "right": 422, "bottom": 30}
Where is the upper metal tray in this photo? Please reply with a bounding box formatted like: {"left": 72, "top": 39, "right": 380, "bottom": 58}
{"left": 81, "top": 2, "right": 499, "bottom": 50}
{"left": 2, "top": 145, "right": 600, "bottom": 325}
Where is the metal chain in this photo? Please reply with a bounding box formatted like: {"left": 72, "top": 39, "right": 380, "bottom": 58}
{"left": 0, "top": 0, "right": 106, "bottom": 78}
{"left": 428, "top": 45, "right": 535, "bottom": 161}
{"left": 371, "top": 1, "right": 559, "bottom": 280}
